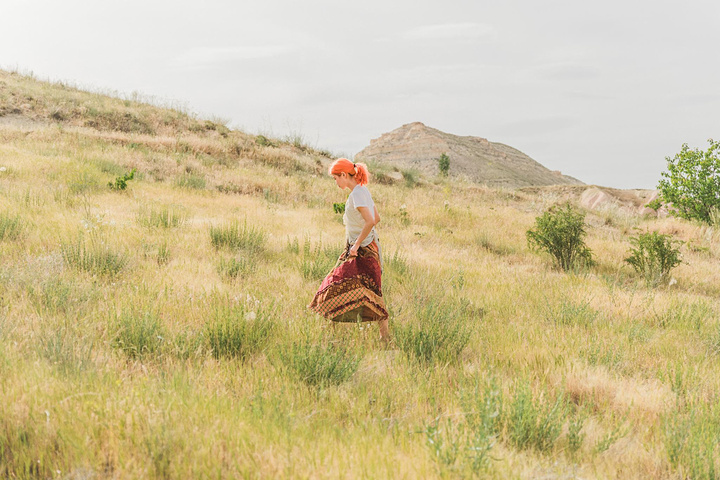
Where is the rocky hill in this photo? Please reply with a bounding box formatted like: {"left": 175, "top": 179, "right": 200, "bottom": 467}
{"left": 355, "top": 122, "right": 583, "bottom": 188}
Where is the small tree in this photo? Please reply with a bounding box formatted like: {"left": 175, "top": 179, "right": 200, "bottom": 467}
{"left": 526, "top": 203, "right": 594, "bottom": 271}
{"left": 438, "top": 153, "right": 450, "bottom": 177}
{"left": 658, "top": 139, "right": 720, "bottom": 224}
{"left": 625, "top": 231, "right": 682, "bottom": 287}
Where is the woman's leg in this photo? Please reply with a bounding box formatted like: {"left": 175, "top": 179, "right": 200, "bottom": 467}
{"left": 378, "top": 318, "right": 389, "bottom": 342}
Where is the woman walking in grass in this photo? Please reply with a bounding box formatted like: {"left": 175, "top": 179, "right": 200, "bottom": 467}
{"left": 309, "top": 158, "right": 389, "bottom": 341}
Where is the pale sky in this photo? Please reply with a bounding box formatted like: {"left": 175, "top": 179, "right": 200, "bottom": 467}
{"left": 3, "top": 0, "right": 720, "bottom": 189}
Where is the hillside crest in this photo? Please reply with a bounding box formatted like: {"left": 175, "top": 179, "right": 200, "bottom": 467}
{"left": 356, "top": 122, "right": 583, "bottom": 188}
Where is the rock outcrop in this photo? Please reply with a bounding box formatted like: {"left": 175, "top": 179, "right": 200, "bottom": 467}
{"left": 355, "top": 122, "right": 583, "bottom": 188}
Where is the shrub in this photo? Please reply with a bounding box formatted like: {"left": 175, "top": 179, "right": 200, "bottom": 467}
{"left": 111, "top": 312, "right": 165, "bottom": 359}
{"left": 332, "top": 202, "right": 345, "bottom": 214}
{"left": 625, "top": 230, "right": 682, "bottom": 287}
{"left": 658, "top": 139, "right": 720, "bottom": 223}
{"left": 278, "top": 340, "right": 360, "bottom": 388}
{"left": 203, "top": 298, "right": 276, "bottom": 360}
{"left": 209, "top": 221, "right": 266, "bottom": 252}
{"left": 108, "top": 169, "right": 136, "bottom": 190}
{"left": 394, "top": 296, "right": 474, "bottom": 365}
{"left": 437, "top": 152, "right": 450, "bottom": 177}
{"left": 526, "top": 203, "right": 594, "bottom": 271}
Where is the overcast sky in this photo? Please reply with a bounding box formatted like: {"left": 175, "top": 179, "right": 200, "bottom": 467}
{"left": 3, "top": 0, "right": 719, "bottom": 189}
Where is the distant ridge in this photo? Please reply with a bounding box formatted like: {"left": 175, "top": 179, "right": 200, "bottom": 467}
{"left": 355, "top": 122, "right": 583, "bottom": 188}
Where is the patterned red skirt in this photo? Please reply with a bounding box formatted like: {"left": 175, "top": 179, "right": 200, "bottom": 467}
{"left": 309, "top": 240, "right": 388, "bottom": 322}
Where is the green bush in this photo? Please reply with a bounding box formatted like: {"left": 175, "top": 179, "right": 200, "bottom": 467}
{"left": 625, "top": 230, "right": 682, "bottom": 287}
{"left": 278, "top": 340, "right": 360, "bottom": 388}
{"left": 437, "top": 153, "right": 450, "bottom": 177}
{"left": 526, "top": 203, "right": 594, "bottom": 271}
{"left": 332, "top": 202, "right": 345, "bottom": 214}
{"left": 108, "top": 168, "right": 136, "bottom": 190}
{"left": 658, "top": 139, "right": 720, "bottom": 223}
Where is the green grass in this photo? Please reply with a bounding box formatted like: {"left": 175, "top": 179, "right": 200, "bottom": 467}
{"left": 277, "top": 339, "right": 361, "bottom": 388}
{"left": 137, "top": 204, "right": 187, "bottom": 229}
{"left": 174, "top": 173, "right": 206, "bottom": 190}
{"left": 61, "top": 234, "right": 129, "bottom": 276}
{"left": 209, "top": 220, "right": 266, "bottom": 252}
{"left": 111, "top": 312, "right": 165, "bottom": 360}
{"left": 394, "top": 295, "right": 474, "bottom": 365}
{"left": 0, "top": 212, "right": 25, "bottom": 241}
{"left": 202, "top": 297, "right": 276, "bottom": 360}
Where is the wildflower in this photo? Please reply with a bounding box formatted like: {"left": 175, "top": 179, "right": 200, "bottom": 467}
{"left": 245, "top": 311, "right": 257, "bottom": 321}
{"left": 0, "top": 167, "right": 6, "bottom": 172}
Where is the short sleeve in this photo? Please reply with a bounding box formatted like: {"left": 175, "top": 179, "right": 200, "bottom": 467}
{"left": 351, "top": 186, "right": 372, "bottom": 209}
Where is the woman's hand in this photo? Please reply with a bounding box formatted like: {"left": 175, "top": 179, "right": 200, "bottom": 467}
{"left": 349, "top": 244, "right": 359, "bottom": 257}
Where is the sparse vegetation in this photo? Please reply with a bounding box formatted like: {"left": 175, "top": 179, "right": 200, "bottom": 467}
{"left": 3, "top": 69, "right": 720, "bottom": 478}
{"left": 437, "top": 152, "right": 450, "bottom": 177}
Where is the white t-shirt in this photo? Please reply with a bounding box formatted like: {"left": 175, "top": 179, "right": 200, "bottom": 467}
{"left": 344, "top": 185, "right": 376, "bottom": 247}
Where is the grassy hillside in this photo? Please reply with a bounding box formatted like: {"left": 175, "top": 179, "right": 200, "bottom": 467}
{"left": 2, "top": 70, "right": 720, "bottom": 478}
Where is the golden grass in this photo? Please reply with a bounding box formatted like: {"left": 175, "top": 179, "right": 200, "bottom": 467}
{"left": 2, "top": 70, "right": 720, "bottom": 478}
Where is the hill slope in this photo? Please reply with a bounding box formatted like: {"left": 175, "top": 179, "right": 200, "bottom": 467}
{"left": 356, "top": 122, "right": 583, "bottom": 187}
{"left": 1, "top": 70, "right": 720, "bottom": 479}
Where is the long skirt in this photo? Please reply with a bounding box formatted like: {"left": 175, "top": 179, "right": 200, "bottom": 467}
{"left": 309, "top": 240, "right": 389, "bottom": 323}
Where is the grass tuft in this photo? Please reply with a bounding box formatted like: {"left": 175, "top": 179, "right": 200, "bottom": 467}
{"left": 394, "top": 295, "right": 474, "bottom": 365}
{"left": 0, "top": 212, "right": 25, "bottom": 241}
{"left": 202, "top": 297, "right": 276, "bottom": 360}
{"left": 137, "top": 204, "right": 186, "bottom": 228}
{"left": 61, "top": 234, "right": 129, "bottom": 276}
{"left": 111, "top": 312, "right": 165, "bottom": 360}
{"left": 209, "top": 221, "right": 266, "bottom": 252}
{"left": 278, "top": 339, "right": 361, "bottom": 388}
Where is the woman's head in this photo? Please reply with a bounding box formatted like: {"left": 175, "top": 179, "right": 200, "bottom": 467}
{"left": 329, "top": 158, "right": 369, "bottom": 187}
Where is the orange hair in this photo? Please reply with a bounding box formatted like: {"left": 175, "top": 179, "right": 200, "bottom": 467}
{"left": 328, "top": 158, "right": 369, "bottom": 186}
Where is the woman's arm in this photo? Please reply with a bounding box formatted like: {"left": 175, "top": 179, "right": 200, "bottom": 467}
{"left": 373, "top": 205, "right": 380, "bottom": 225}
{"left": 349, "top": 206, "right": 376, "bottom": 256}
